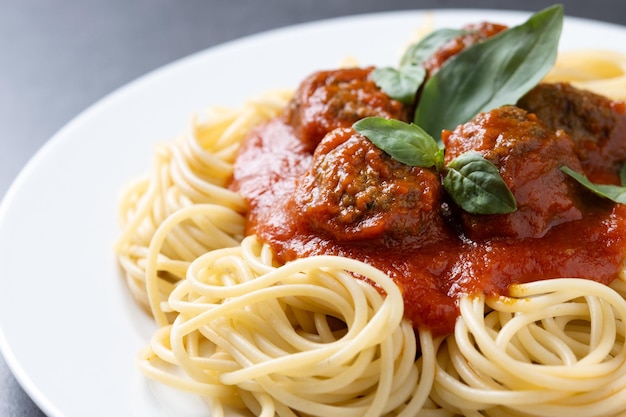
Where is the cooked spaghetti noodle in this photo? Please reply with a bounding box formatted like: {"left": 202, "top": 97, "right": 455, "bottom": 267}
{"left": 434, "top": 277, "right": 626, "bottom": 416}
{"left": 545, "top": 50, "right": 626, "bottom": 100}
{"left": 137, "top": 237, "right": 437, "bottom": 416}
{"left": 115, "top": 90, "right": 291, "bottom": 324}
{"left": 114, "top": 23, "right": 626, "bottom": 416}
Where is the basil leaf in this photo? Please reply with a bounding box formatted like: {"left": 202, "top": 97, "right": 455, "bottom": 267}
{"left": 372, "top": 64, "right": 426, "bottom": 105}
{"left": 400, "top": 28, "right": 467, "bottom": 66}
{"left": 561, "top": 166, "right": 626, "bottom": 204}
{"left": 415, "top": 5, "right": 563, "bottom": 139}
{"left": 620, "top": 162, "right": 626, "bottom": 186}
{"left": 353, "top": 116, "right": 443, "bottom": 169}
{"left": 374, "top": 28, "right": 465, "bottom": 105}
{"left": 444, "top": 151, "right": 517, "bottom": 214}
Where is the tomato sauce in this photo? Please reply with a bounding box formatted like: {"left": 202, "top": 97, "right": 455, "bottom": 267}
{"left": 229, "top": 35, "right": 626, "bottom": 337}
{"left": 231, "top": 113, "right": 626, "bottom": 337}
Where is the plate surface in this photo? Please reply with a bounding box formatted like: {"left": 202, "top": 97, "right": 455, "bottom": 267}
{"left": 1, "top": 9, "right": 626, "bottom": 417}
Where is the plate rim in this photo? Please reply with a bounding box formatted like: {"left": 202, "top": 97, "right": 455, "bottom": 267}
{"left": 1, "top": 8, "right": 625, "bottom": 417}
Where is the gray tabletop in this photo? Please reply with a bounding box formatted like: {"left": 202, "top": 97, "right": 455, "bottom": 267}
{"left": 2, "top": 1, "right": 626, "bottom": 416}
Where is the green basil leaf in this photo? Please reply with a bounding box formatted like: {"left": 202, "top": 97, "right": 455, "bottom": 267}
{"left": 400, "top": 28, "right": 467, "bottom": 66}
{"left": 620, "top": 162, "right": 626, "bottom": 186}
{"left": 443, "top": 151, "right": 517, "bottom": 214}
{"left": 561, "top": 166, "right": 626, "bottom": 204}
{"left": 375, "top": 27, "right": 465, "bottom": 105}
{"left": 415, "top": 5, "right": 563, "bottom": 139}
{"left": 353, "top": 116, "right": 443, "bottom": 169}
{"left": 372, "top": 64, "right": 426, "bottom": 105}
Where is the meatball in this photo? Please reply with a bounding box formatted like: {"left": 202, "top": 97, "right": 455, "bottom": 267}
{"left": 423, "top": 22, "right": 507, "bottom": 76}
{"left": 518, "top": 82, "right": 626, "bottom": 185}
{"left": 294, "top": 128, "right": 445, "bottom": 244}
{"left": 443, "top": 105, "right": 584, "bottom": 240}
{"left": 282, "top": 67, "right": 410, "bottom": 151}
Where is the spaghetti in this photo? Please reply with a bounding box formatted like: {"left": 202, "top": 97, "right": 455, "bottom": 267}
{"left": 138, "top": 237, "right": 434, "bottom": 416}
{"left": 115, "top": 90, "right": 290, "bottom": 323}
{"left": 545, "top": 50, "right": 626, "bottom": 100}
{"left": 434, "top": 277, "right": 626, "bottom": 416}
{"left": 114, "top": 19, "right": 626, "bottom": 417}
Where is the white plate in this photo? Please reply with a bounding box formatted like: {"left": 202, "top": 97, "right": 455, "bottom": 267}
{"left": 2, "top": 9, "right": 626, "bottom": 417}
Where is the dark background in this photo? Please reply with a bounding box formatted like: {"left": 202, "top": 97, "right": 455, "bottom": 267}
{"left": 1, "top": 1, "right": 625, "bottom": 415}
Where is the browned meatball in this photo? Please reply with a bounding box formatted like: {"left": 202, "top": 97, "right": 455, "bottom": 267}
{"left": 518, "top": 82, "right": 626, "bottom": 185}
{"left": 282, "top": 67, "right": 410, "bottom": 151}
{"left": 294, "top": 127, "right": 445, "bottom": 244}
{"left": 423, "top": 22, "right": 508, "bottom": 76}
{"left": 443, "top": 105, "right": 584, "bottom": 240}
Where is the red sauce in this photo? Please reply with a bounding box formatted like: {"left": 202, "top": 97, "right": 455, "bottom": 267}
{"left": 231, "top": 115, "right": 626, "bottom": 337}
{"left": 229, "top": 40, "right": 626, "bottom": 337}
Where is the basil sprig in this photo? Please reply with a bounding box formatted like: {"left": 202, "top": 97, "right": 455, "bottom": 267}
{"left": 444, "top": 151, "right": 517, "bottom": 214}
{"left": 353, "top": 117, "right": 443, "bottom": 170}
{"left": 561, "top": 166, "right": 626, "bottom": 204}
{"left": 353, "top": 118, "right": 515, "bottom": 214}
{"left": 415, "top": 5, "right": 563, "bottom": 139}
